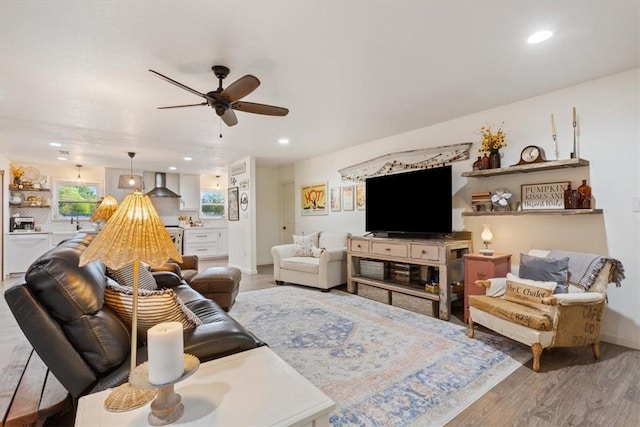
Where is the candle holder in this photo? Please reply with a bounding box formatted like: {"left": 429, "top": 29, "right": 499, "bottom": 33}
{"left": 129, "top": 354, "right": 200, "bottom": 426}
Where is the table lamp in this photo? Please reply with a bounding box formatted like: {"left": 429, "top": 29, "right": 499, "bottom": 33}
{"left": 480, "top": 224, "right": 494, "bottom": 255}
{"left": 79, "top": 189, "right": 182, "bottom": 412}
{"left": 89, "top": 195, "right": 119, "bottom": 230}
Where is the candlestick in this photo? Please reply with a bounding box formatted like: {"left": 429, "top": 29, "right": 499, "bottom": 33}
{"left": 148, "top": 322, "right": 184, "bottom": 385}
{"left": 572, "top": 107, "right": 578, "bottom": 159}
{"left": 551, "top": 113, "right": 557, "bottom": 136}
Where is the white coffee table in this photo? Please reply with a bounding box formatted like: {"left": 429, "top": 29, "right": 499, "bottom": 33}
{"left": 75, "top": 346, "right": 335, "bottom": 426}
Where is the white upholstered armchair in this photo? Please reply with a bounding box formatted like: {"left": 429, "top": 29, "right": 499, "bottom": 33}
{"left": 468, "top": 249, "right": 624, "bottom": 372}
{"left": 271, "top": 232, "right": 350, "bottom": 291}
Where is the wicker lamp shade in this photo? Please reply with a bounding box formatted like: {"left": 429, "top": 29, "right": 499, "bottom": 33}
{"left": 78, "top": 190, "right": 182, "bottom": 412}
{"left": 80, "top": 190, "right": 182, "bottom": 269}
{"left": 89, "top": 195, "right": 119, "bottom": 223}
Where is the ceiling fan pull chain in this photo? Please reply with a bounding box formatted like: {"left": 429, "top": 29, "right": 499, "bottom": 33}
{"left": 219, "top": 117, "right": 223, "bottom": 139}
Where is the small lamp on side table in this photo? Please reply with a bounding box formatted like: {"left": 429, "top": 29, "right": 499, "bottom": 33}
{"left": 480, "top": 224, "right": 494, "bottom": 255}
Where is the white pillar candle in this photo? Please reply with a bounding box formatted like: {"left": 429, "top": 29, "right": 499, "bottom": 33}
{"left": 147, "top": 322, "right": 184, "bottom": 385}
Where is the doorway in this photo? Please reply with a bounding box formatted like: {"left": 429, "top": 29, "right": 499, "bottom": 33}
{"left": 280, "top": 181, "right": 294, "bottom": 244}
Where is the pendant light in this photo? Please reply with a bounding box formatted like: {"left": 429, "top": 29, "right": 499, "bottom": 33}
{"left": 118, "top": 152, "right": 144, "bottom": 190}
{"left": 76, "top": 164, "right": 82, "bottom": 182}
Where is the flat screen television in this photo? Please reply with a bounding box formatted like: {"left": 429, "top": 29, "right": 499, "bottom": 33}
{"left": 365, "top": 165, "right": 452, "bottom": 237}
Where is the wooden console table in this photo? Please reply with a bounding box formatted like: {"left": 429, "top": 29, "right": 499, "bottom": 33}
{"left": 347, "top": 236, "right": 472, "bottom": 320}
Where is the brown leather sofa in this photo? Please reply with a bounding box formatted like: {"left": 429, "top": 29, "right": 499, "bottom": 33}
{"left": 4, "top": 234, "right": 264, "bottom": 401}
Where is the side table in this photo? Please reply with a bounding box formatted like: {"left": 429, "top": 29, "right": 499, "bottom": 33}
{"left": 463, "top": 253, "right": 511, "bottom": 324}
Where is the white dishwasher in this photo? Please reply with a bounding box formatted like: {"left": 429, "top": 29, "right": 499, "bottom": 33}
{"left": 6, "top": 233, "right": 51, "bottom": 276}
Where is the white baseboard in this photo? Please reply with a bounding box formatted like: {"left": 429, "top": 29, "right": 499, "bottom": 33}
{"left": 600, "top": 332, "right": 640, "bottom": 350}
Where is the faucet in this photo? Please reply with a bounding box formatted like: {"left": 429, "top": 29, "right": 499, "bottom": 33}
{"left": 71, "top": 216, "right": 82, "bottom": 231}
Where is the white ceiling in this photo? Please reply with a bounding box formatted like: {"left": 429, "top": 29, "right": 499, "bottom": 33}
{"left": 1, "top": 1, "right": 638, "bottom": 175}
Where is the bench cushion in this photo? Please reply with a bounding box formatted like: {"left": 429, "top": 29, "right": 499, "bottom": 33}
{"left": 469, "top": 295, "right": 554, "bottom": 331}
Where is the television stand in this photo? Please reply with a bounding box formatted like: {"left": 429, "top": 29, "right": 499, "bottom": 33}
{"left": 347, "top": 236, "right": 472, "bottom": 320}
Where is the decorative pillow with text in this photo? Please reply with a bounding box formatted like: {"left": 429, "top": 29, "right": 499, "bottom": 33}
{"left": 504, "top": 273, "right": 557, "bottom": 306}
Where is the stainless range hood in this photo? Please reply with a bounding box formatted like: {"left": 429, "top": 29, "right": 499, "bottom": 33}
{"left": 145, "top": 172, "right": 181, "bottom": 198}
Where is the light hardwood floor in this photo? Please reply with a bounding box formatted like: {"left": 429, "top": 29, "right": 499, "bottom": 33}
{"left": 2, "top": 260, "right": 638, "bottom": 426}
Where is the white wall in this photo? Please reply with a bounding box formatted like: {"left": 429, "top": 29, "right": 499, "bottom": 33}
{"left": 293, "top": 69, "right": 640, "bottom": 349}
{"left": 256, "top": 167, "right": 280, "bottom": 265}
{"left": 227, "top": 157, "right": 258, "bottom": 274}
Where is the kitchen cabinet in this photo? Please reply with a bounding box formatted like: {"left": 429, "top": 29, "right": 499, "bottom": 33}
{"left": 179, "top": 174, "right": 200, "bottom": 211}
{"left": 463, "top": 253, "right": 511, "bottom": 324}
{"left": 183, "top": 228, "right": 228, "bottom": 259}
{"left": 6, "top": 233, "right": 51, "bottom": 276}
{"left": 215, "top": 229, "right": 228, "bottom": 256}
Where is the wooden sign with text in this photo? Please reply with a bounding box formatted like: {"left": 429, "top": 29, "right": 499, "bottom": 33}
{"left": 521, "top": 181, "right": 569, "bottom": 210}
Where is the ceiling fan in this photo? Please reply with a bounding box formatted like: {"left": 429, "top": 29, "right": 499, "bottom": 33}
{"left": 149, "top": 66, "right": 289, "bottom": 127}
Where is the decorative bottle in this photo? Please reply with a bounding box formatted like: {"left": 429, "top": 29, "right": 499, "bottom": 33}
{"left": 577, "top": 179, "right": 592, "bottom": 209}
{"left": 481, "top": 153, "right": 490, "bottom": 170}
{"left": 489, "top": 149, "right": 501, "bottom": 169}
{"left": 472, "top": 156, "right": 482, "bottom": 171}
{"left": 564, "top": 183, "right": 573, "bottom": 209}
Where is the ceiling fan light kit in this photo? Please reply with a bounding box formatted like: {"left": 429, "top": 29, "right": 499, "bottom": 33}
{"left": 149, "top": 65, "right": 289, "bottom": 127}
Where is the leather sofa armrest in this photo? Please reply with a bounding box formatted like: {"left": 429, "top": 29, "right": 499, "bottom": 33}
{"left": 151, "top": 271, "right": 184, "bottom": 289}
{"left": 150, "top": 262, "right": 182, "bottom": 277}
{"left": 178, "top": 255, "right": 198, "bottom": 271}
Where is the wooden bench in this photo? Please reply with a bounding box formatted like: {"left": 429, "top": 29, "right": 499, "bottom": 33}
{"left": 0, "top": 343, "right": 71, "bottom": 427}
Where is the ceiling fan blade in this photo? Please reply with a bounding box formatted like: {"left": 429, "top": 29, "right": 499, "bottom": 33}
{"left": 220, "top": 75, "right": 260, "bottom": 103}
{"left": 232, "top": 101, "right": 289, "bottom": 116}
{"left": 221, "top": 108, "right": 238, "bottom": 126}
{"left": 149, "top": 69, "right": 207, "bottom": 99}
{"left": 157, "top": 102, "right": 208, "bottom": 109}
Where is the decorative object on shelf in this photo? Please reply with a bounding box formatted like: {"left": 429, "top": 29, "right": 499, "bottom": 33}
{"left": 564, "top": 183, "right": 573, "bottom": 209}
{"left": 551, "top": 113, "right": 559, "bottom": 160}
{"left": 471, "top": 192, "right": 492, "bottom": 212}
{"left": 571, "top": 107, "right": 579, "bottom": 159}
{"left": 118, "top": 152, "right": 145, "bottom": 190}
{"left": 338, "top": 142, "right": 472, "bottom": 182}
{"left": 22, "top": 166, "right": 41, "bottom": 185}
{"left": 491, "top": 188, "right": 512, "bottom": 211}
{"left": 481, "top": 153, "right": 490, "bottom": 169}
{"left": 10, "top": 163, "right": 24, "bottom": 188}
{"left": 513, "top": 145, "right": 547, "bottom": 166}
{"left": 472, "top": 156, "right": 482, "bottom": 170}
{"left": 577, "top": 179, "right": 592, "bottom": 209}
{"left": 79, "top": 189, "right": 182, "bottom": 412}
{"left": 90, "top": 195, "right": 119, "bottom": 229}
{"left": 521, "top": 181, "right": 569, "bottom": 210}
{"left": 477, "top": 125, "right": 506, "bottom": 169}
{"left": 480, "top": 224, "right": 494, "bottom": 255}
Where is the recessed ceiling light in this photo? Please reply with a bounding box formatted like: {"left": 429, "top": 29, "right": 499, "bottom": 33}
{"left": 528, "top": 30, "right": 553, "bottom": 44}
{"left": 49, "top": 142, "right": 62, "bottom": 147}
{"left": 169, "top": 166, "right": 177, "bottom": 170}
{"left": 278, "top": 138, "right": 290, "bottom": 145}
{"left": 57, "top": 156, "right": 67, "bottom": 161}
{"left": 183, "top": 157, "right": 192, "bottom": 161}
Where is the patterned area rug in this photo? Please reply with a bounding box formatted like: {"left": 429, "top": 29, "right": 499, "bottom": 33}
{"left": 231, "top": 287, "right": 531, "bottom": 426}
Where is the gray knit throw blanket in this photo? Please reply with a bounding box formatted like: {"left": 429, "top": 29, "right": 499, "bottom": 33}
{"left": 548, "top": 250, "right": 625, "bottom": 290}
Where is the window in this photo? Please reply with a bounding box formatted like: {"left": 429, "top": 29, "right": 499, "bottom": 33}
{"left": 55, "top": 181, "right": 100, "bottom": 218}
{"left": 201, "top": 189, "right": 225, "bottom": 218}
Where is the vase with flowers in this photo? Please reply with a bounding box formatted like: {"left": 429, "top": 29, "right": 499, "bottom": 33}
{"left": 478, "top": 125, "right": 507, "bottom": 169}
{"left": 10, "top": 163, "right": 24, "bottom": 188}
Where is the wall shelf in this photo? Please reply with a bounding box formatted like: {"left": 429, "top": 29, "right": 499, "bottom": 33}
{"left": 461, "top": 158, "right": 589, "bottom": 178}
{"left": 462, "top": 208, "right": 603, "bottom": 217}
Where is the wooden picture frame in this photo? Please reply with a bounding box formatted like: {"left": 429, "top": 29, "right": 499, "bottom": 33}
{"left": 342, "top": 186, "right": 354, "bottom": 211}
{"left": 356, "top": 182, "right": 366, "bottom": 210}
{"left": 521, "top": 181, "right": 569, "bottom": 210}
{"left": 301, "top": 182, "right": 328, "bottom": 216}
{"left": 228, "top": 186, "right": 239, "bottom": 220}
{"left": 330, "top": 186, "right": 341, "bottom": 212}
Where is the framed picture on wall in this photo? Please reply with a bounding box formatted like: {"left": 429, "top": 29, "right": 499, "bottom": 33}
{"left": 330, "top": 186, "right": 341, "bottom": 212}
{"left": 356, "top": 182, "right": 366, "bottom": 210}
{"left": 228, "top": 186, "right": 239, "bottom": 221}
{"left": 301, "top": 182, "right": 328, "bottom": 216}
{"left": 342, "top": 185, "right": 354, "bottom": 211}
